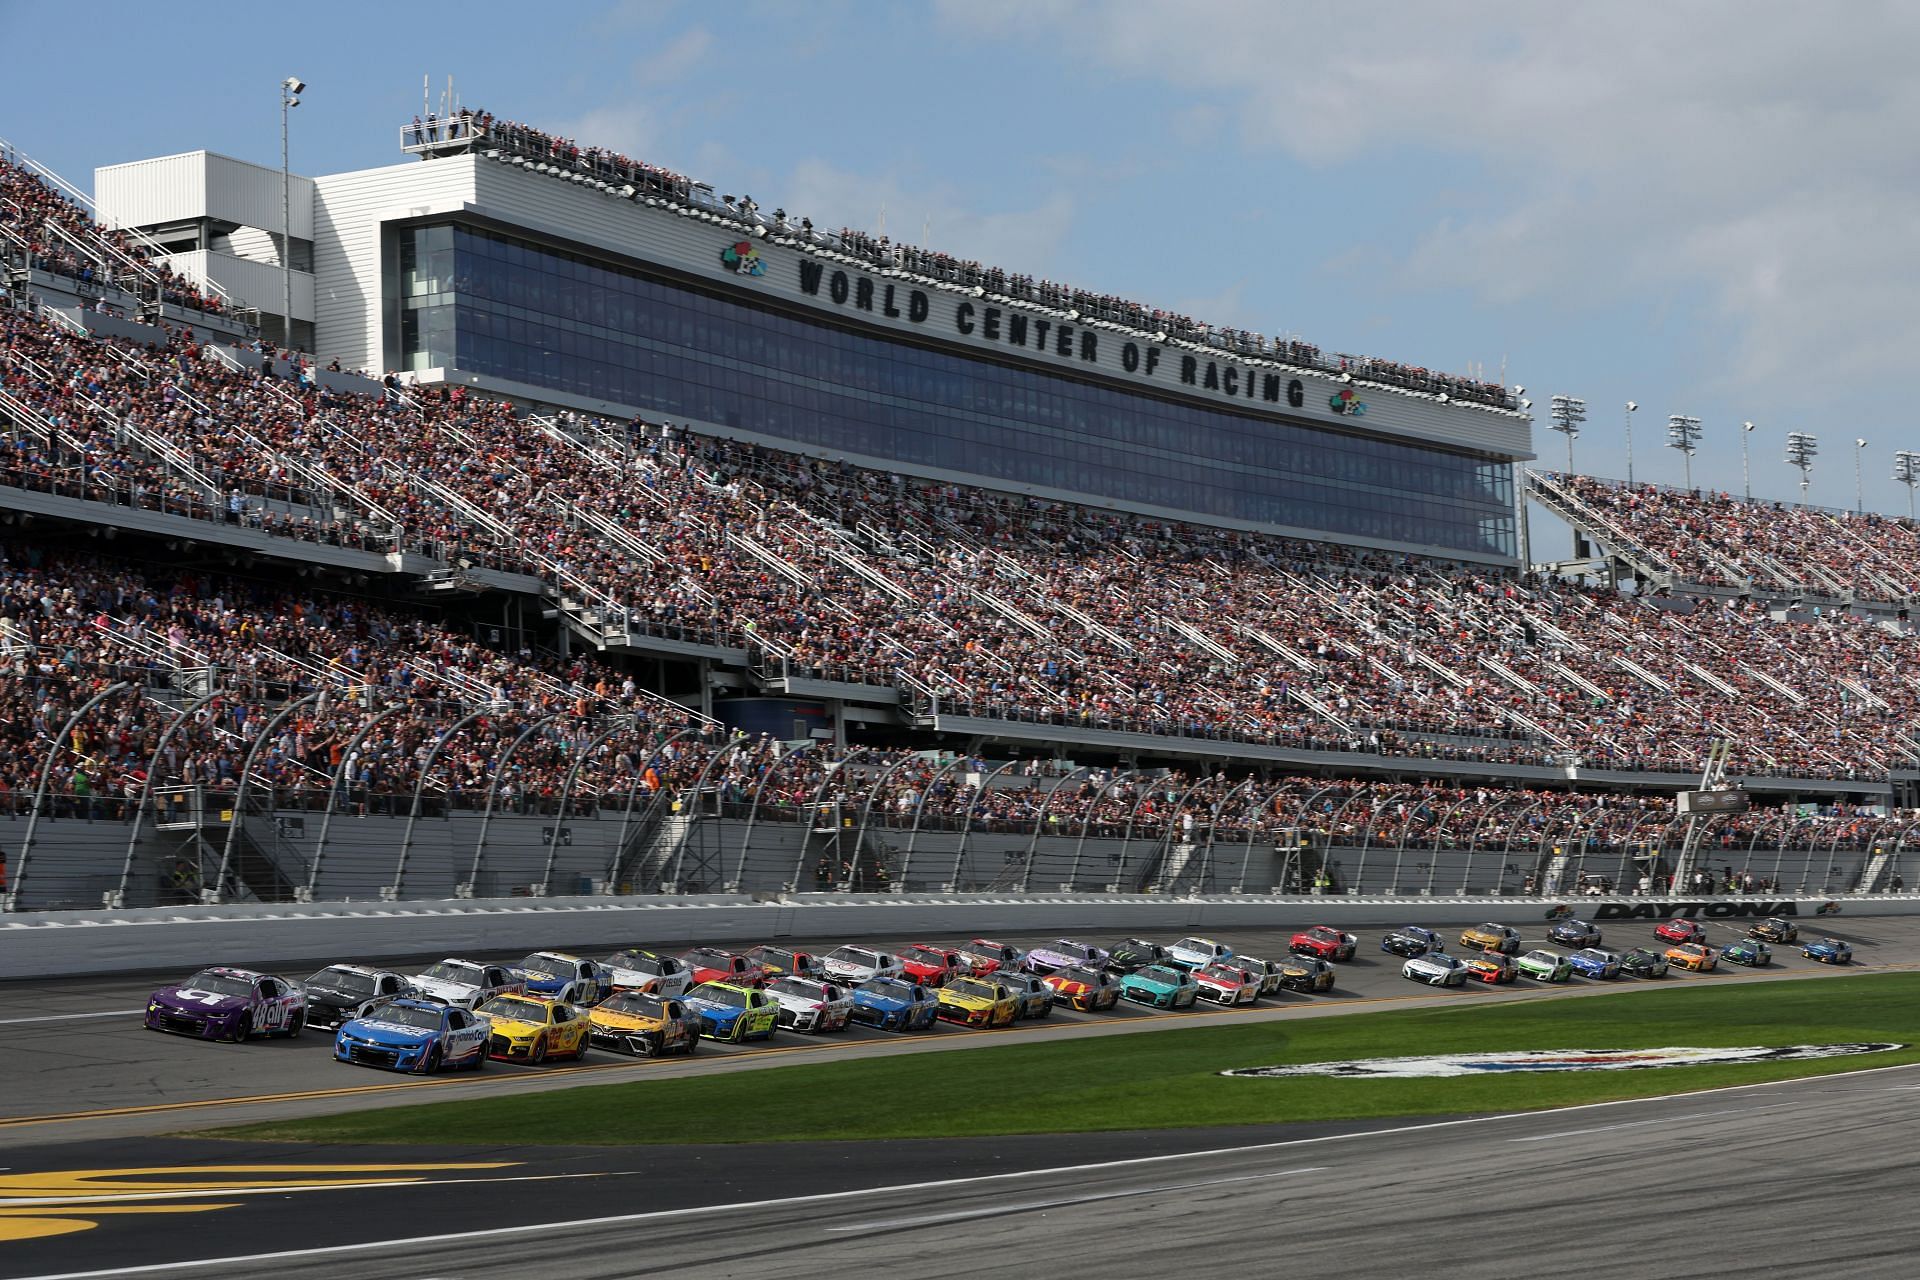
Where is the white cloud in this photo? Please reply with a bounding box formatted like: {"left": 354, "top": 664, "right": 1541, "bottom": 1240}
{"left": 937, "top": 0, "right": 1920, "bottom": 413}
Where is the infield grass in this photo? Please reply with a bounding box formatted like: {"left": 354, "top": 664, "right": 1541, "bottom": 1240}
{"left": 223, "top": 972, "right": 1920, "bottom": 1145}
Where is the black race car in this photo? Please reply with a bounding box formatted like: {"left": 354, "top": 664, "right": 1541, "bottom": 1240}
{"left": 1618, "top": 946, "right": 1670, "bottom": 978}
{"left": 301, "top": 964, "right": 412, "bottom": 1031}
{"left": 1105, "top": 938, "right": 1170, "bottom": 974}
{"left": 1547, "top": 918, "right": 1603, "bottom": 947}
{"left": 1379, "top": 926, "right": 1444, "bottom": 958}
{"left": 1748, "top": 917, "right": 1798, "bottom": 944}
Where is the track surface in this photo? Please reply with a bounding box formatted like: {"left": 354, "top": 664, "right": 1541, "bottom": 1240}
{"left": 1, "top": 913, "right": 1908, "bottom": 1145}
{"left": 4, "top": 1061, "right": 1915, "bottom": 1279}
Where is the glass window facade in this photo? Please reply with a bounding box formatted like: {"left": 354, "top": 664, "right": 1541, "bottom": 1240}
{"left": 395, "top": 223, "right": 1517, "bottom": 558}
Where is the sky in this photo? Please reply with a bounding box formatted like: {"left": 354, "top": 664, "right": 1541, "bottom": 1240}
{"left": 3, "top": 0, "right": 1916, "bottom": 529}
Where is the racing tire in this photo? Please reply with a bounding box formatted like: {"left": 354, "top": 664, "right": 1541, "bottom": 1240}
{"left": 425, "top": 1045, "right": 443, "bottom": 1074}
{"left": 470, "top": 1048, "right": 486, "bottom": 1071}
{"left": 285, "top": 1011, "right": 304, "bottom": 1040}
{"left": 530, "top": 1035, "right": 548, "bottom": 1066}
{"left": 572, "top": 1037, "right": 589, "bottom": 1061}
{"left": 684, "top": 1034, "right": 698, "bottom": 1056}
{"left": 233, "top": 1010, "right": 255, "bottom": 1043}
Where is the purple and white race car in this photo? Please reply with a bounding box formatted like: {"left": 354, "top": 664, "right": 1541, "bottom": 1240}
{"left": 1023, "top": 939, "right": 1111, "bottom": 975}
{"left": 145, "top": 966, "right": 308, "bottom": 1041}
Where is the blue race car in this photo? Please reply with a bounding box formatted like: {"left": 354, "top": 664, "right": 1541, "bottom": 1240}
{"left": 848, "top": 977, "right": 940, "bottom": 1031}
{"left": 1801, "top": 937, "right": 1854, "bottom": 965}
{"left": 1567, "top": 947, "right": 1622, "bottom": 979}
{"left": 1547, "top": 918, "right": 1604, "bottom": 947}
{"left": 335, "top": 997, "right": 489, "bottom": 1072}
{"left": 1380, "top": 927, "right": 1444, "bottom": 958}
{"left": 1721, "top": 938, "right": 1772, "bottom": 968}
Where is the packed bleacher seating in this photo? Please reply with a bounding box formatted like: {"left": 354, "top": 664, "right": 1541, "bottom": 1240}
{"left": 1542, "top": 471, "right": 1920, "bottom": 602}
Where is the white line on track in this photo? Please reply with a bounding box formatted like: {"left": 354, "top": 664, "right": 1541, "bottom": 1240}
{"left": 0, "top": 1010, "right": 141, "bottom": 1026}
{"left": 824, "top": 1166, "right": 1326, "bottom": 1233}
{"left": 1506, "top": 1105, "right": 1757, "bottom": 1142}
{"left": 17, "top": 1060, "right": 1920, "bottom": 1280}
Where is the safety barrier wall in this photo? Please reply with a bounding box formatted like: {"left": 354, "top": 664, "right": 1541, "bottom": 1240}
{"left": 2, "top": 891, "right": 1911, "bottom": 980}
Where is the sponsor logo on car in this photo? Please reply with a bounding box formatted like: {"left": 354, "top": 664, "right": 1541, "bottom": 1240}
{"left": 1221, "top": 1043, "right": 1903, "bottom": 1079}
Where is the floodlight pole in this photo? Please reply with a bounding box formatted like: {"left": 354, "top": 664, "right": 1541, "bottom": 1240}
{"left": 1740, "top": 422, "right": 1755, "bottom": 500}
{"left": 1894, "top": 451, "right": 1919, "bottom": 520}
{"left": 280, "top": 76, "right": 304, "bottom": 352}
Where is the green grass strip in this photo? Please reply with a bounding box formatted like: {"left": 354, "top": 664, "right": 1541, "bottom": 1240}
{"left": 222, "top": 973, "right": 1920, "bottom": 1145}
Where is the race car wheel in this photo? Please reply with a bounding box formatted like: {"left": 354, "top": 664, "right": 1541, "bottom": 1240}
{"left": 530, "top": 1035, "right": 548, "bottom": 1065}
{"left": 572, "top": 1036, "right": 589, "bottom": 1061}
{"left": 425, "top": 1045, "right": 443, "bottom": 1074}
{"left": 469, "top": 1048, "right": 486, "bottom": 1071}
{"left": 285, "top": 1011, "right": 304, "bottom": 1039}
{"left": 684, "top": 1033, "right": 698, "bottom": 1056}
{"left": 233, "top": 1011, "right": 254, "bottom": 1043}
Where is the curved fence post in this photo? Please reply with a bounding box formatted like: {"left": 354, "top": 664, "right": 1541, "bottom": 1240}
{"left": 538, "top": 717, "right": 636, "bottom": 896}
{"left": 210, "top": 689, "right": 327, "bottom": 903}
{"left": 615, "top": 727, "right": 703, "bottom": 888}
{"left": 468, "top": 712, "right": 563, "bottom": 894}
{"left": 946, "top": 758, "right": 1022, "bottom": 892}
{"left": 1069, "top": 768, "right": 1142, "bottom": 891}
{"left": 391, "top": 707, "right": 494, "bottom": 898}
{"left": 304, "top": 700, "right": 408, "bottom": 900}
{"left": 1019, "top": 765, "right": 1095, "bottom": 891}
{"left": 7, "top": 680, "right": 132, "bottom": 912}
{"left": 898, "top": 753, "right": 969, "bottom": 888}
{"left": 1197, "top": 776, "right": 1257, "bottom": 895}
{"left": 788, "top": 745, "right": 876, "bottom": 892}
{"left": 848, "top": 752, "right": 919, "bottom": 892}
{"left": 116, "top": 689, "right": 220, "bottom": 906}
{"left": 666, "top": 735, "right": 748, "bottom": 891}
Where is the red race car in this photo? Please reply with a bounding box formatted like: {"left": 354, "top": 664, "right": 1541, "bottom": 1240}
{"left": 956, "top": 939, "right": 1026, "bottom": 976}
{"left": 898, "top": 943, "right": 968, "bottom": 987}
{"left": 1654, "top": 919, "right": 1708, "bottom": 945}
{"left": 1289, "top": 926, "right": 1358, "bottom": 962}
{"left": 679, "top": 947, "right": 765, "bottom": 988}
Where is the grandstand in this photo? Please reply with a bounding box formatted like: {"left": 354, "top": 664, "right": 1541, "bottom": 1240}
{"left": 0, "top": 109, "right": 1915, "bottom": 913}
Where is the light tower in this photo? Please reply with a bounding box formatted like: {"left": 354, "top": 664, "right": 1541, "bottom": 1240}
{"left": 1854, "top": 438, "right": 1868, "bottom": 514}
{"left": 1624, "top": 401, "right": 1638, "bottom": 484}
{"left": 1549, "top": 395, "right": 1586, "bottom": 475}
{"left": 1786, "top": 431, "right": 1819, "bottom": 499}
{"left": 1740, "top": 421, "right": 1756, "bottom": 499}
{"left": 280, "top": 75, "right": 306, "bottom": 352}
{"left": 1667, "top": 414, "right": 1702, "bottom": 491}
{"left": 1895, "top": 450, "right": 1920, "bottom": 520}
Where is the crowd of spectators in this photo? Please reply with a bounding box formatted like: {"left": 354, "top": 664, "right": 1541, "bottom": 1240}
{"left": 1549, "top": 472, "right": 1920, "bottom": 603}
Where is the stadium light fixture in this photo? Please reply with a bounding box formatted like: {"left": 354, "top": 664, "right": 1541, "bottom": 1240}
{"left": 279, "top": 76, "right": 306, "bottom": 355}
{"left": 1855, "top": 437, "right": 1868, "bottom": 514}
{"left": 1740, "top": 421, "right": 1756, "bottom": 499}
{"left": 1667, "top": 414, "right": 1702, "bottom": 491}
{"left": 1519, "top": 398, "right": 1533, "bottom": 411}
{"left": 1624, "top": 401, "right": 1638, "bottom": 485}
{"left": 1893, "top": 450, "right": 1920, "bottom": 520}
{"left": 1549, "top": 394, "right": 1587, "bottom": 475}
{"left": 1785, "top": 430, "right": 1819, "bottom": 499}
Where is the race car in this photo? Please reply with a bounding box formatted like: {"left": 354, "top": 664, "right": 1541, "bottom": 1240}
{"left": 1748, "top": 918, "right": 1799, "bottom": 944}
{"left": 587, "top": 991, "right": 701, "bottom": 1056}
{"left": 1278, "top": 956, "right": 1337, "bottom": 993}
{"left": 1289, "top": 926, "right": 1357, "bottom": 962}
{"left": 1655, "top": 918, "right": 1709, "bottom": 945}
{"left": 409, "top": 958, "right": 523, "bottom": 1009}
{"left": 955, "top": 939, "right": 1026, "bottom": 975}
{"left": 145, "top": 966, "right": 307, "bottom": 1041}
{"left": 1168, "top": 936, "right": 1234, "bottom": 970}
{"left": 1023, "top": 939, "right": 1111, "bottom": 975}
{"left": 680, "top": 947, "right": 764, "bottom": 988}
{"left": 1619, "top": 947, "right": 1671, "bottom": 978}
{"left": 1802, "top": 937, "right": 1854, "bottom": 965}
{"left": 822, "top": 945, "right": 903, "bottom": 985}
{"left": 1402, "top": 952, "right": 1469, "bottom": 987}
{"left": 937, "top": 976, "right": 1021, "bottom": 1028}
{"left": 1120, "top": 964, "right": 1201, "bottom": 1008}
{"left": 602, "top": 949, "right": 693, "bottom": 997}
{"left": 1567, "top": 947, "right": 1622, "bottom": 979}
{"left": 1517, "top": 948, "right": 1574, "bottom": 982}
{"left": 1462, "top": 952, "right": 1518, "bottom": 984}
{"left": 898, "top": 943, "right": 969, "bottom": 988}
{"left": 1229, "top": 956, "right": 1288, "bottom": 997}
{"left": 511, "top": 952, "right": 613, "bottom": 1004}
{"left": 765, "top": 977, "right": 854, "bottom": 1033}
{"left": 1547, "top": 918, "right": 1604, "bottom": 948}
{"left": 475, "top": 994, "right": 591, "bottom": 1063}
{"left": 684, "top": 981, "right": 781, "bottom": 1043}
{"left": 334, "top": 997, "right": 488, "bottom": 1072}
{"left": 1665, "top": 943, "right": 1719, "bottom": 972}
{"left": 1105, "top": 938, "right": 1171, "bottom": 974}
{"left": 1381, "top": 926, "right": 1444, "bottom": 958}
{"left": 1459, "top": 923, "right": 1524, "bottom": 955}
{"left": 742, "top": 944, "right": 822, "bottom": 980}
{"left": 1193, "top": 961, "right": 1259, "bottom": 1005}
{"left": 990, "top": 970, "right": 1055, "bottom": 1019}
{"left": 300, "top": 965, "right": 411, "bottom": 1032}
{"left": 1043, "top": 965, "right": 1123, "bottom": 1012}
{"left": 849, "top": 977, "right": 941, "bottom": 1031}
{"left": 1720, "top": 938, "right": 1772, "bottom": 968}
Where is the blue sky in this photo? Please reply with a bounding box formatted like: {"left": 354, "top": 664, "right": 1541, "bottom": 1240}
{"left": 3, "top": 0, "right": 1916, "bottom": 524}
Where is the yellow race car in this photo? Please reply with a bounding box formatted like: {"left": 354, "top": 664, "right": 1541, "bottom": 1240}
{"left": 1458, "top": 923, "right": 1524, "bottom": 955}
{"left": 936, "top": 976, "right": 1020, "bottom": 1028}
{"left": 587, "top": 991, "right": 702, "bottom": 1057}
{"left": 475, "top": 993, "right": 590, "bottom": 1063}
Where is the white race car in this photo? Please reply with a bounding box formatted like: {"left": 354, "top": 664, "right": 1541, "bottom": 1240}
{"left": 1167, "top": 936, "right": 1233, "bottom": 970}
{"left": 1402, "top": 952, "right": 1469, "bottom": 987}
{"left": 765, "top": 977, "right": 854, "bottom": 1033}
{"left": 408, "top": 958, "right": 524, "bottom": 1009}
{"left": 821, "top": 945, "right": 903, "bottom": 985}
{"left": 601, "top": 949, "right": 693, "bottom": 997}
{"left": 510, "top": 951, "right": 614, "bottom": 1004}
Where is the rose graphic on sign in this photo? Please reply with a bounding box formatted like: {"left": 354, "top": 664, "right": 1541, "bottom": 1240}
{"left": 1328, "top": 387, "right": 1366, "bottom": 416}
{"left": 720, "top": 240, "right": 766, "bottom": 278}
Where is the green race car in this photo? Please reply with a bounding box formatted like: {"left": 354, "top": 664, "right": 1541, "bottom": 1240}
{"left": 1118, "top": 963, "right": 1200, "bottom": 1009}
{"left": 1721, "top": 938, "right": 1772, "bottom": 967}
{"left": 1516, "top": 948, "right": 1573, "bottom": 982}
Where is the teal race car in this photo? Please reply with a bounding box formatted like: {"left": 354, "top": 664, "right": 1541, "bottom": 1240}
{"left": 1119, "top": 963, "right": 1200, "bottom": 1009}
{"left": 1721, "top": 938, "right": 1772, "bottom": 967}
{"left": 1516, "top": 948, "right": 1573, "bottom": 982}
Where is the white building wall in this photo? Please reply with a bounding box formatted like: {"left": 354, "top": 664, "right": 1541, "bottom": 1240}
{"left": 95, "top": 150, "right": 314, "bottom": 240}
{"left": 162, "top": 250, "right": 313, "bottom": 321}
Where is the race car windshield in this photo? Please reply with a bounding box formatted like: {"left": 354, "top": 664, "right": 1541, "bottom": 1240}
{"left": 1175, "top": 938, "right": 1214, "bottom": 953}
{"left": 1136, "top": 967, "right": 1182, "bottom": 984}
{"left": 183, "top": 972, "right": 253, "bottom": 998}
{"left": 1059, "top": 968, "right": 1102, "bottom": 986}
{"left": 601, "top": 993, "right": 664, "bottom": 1018}
{"left": 1474, "top": 925, "right": 1501, "bottom": 934}
{"left": 831, "top": 949, "right": 879, "bottom": 966}
{"left": 420, "top": 962, "right": 484, "bottom": 985}
{"left": 371, "top": 1006, "right": 444, "bottom": 1031}
{"left": 769, "top": 979, "right": 821, "bottom": 999}
{"left": 949, "top": 980, "right": 998, "bottom": 1000}
{"left": 1306, "top": 928, "right": 1337, "bottom": 940}
{"left": 307, "top": 968, "right": 378, "bottom": 996}
{"left": 902, "top": 947, "right": 949, "bottom": 966}
{"left": 484, "top": 998, "right": 550, "bottom": 1022}
{"left": 517, "top": 955, "right": 570, "bottom": 978}
{"left": 858, "top": 979, "right": 906, "bottom": 997}
{"left": 695, "top": 986, "right": 748, "bottom": 1008}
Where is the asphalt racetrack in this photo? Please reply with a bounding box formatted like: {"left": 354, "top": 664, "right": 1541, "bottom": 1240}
{"left": 0, "top": 911, "right": 1914, "bottom": 1278}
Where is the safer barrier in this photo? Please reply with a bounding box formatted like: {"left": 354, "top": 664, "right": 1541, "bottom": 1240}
{"left": 2, "top": 891, "right": 1909, "bottom": 980}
